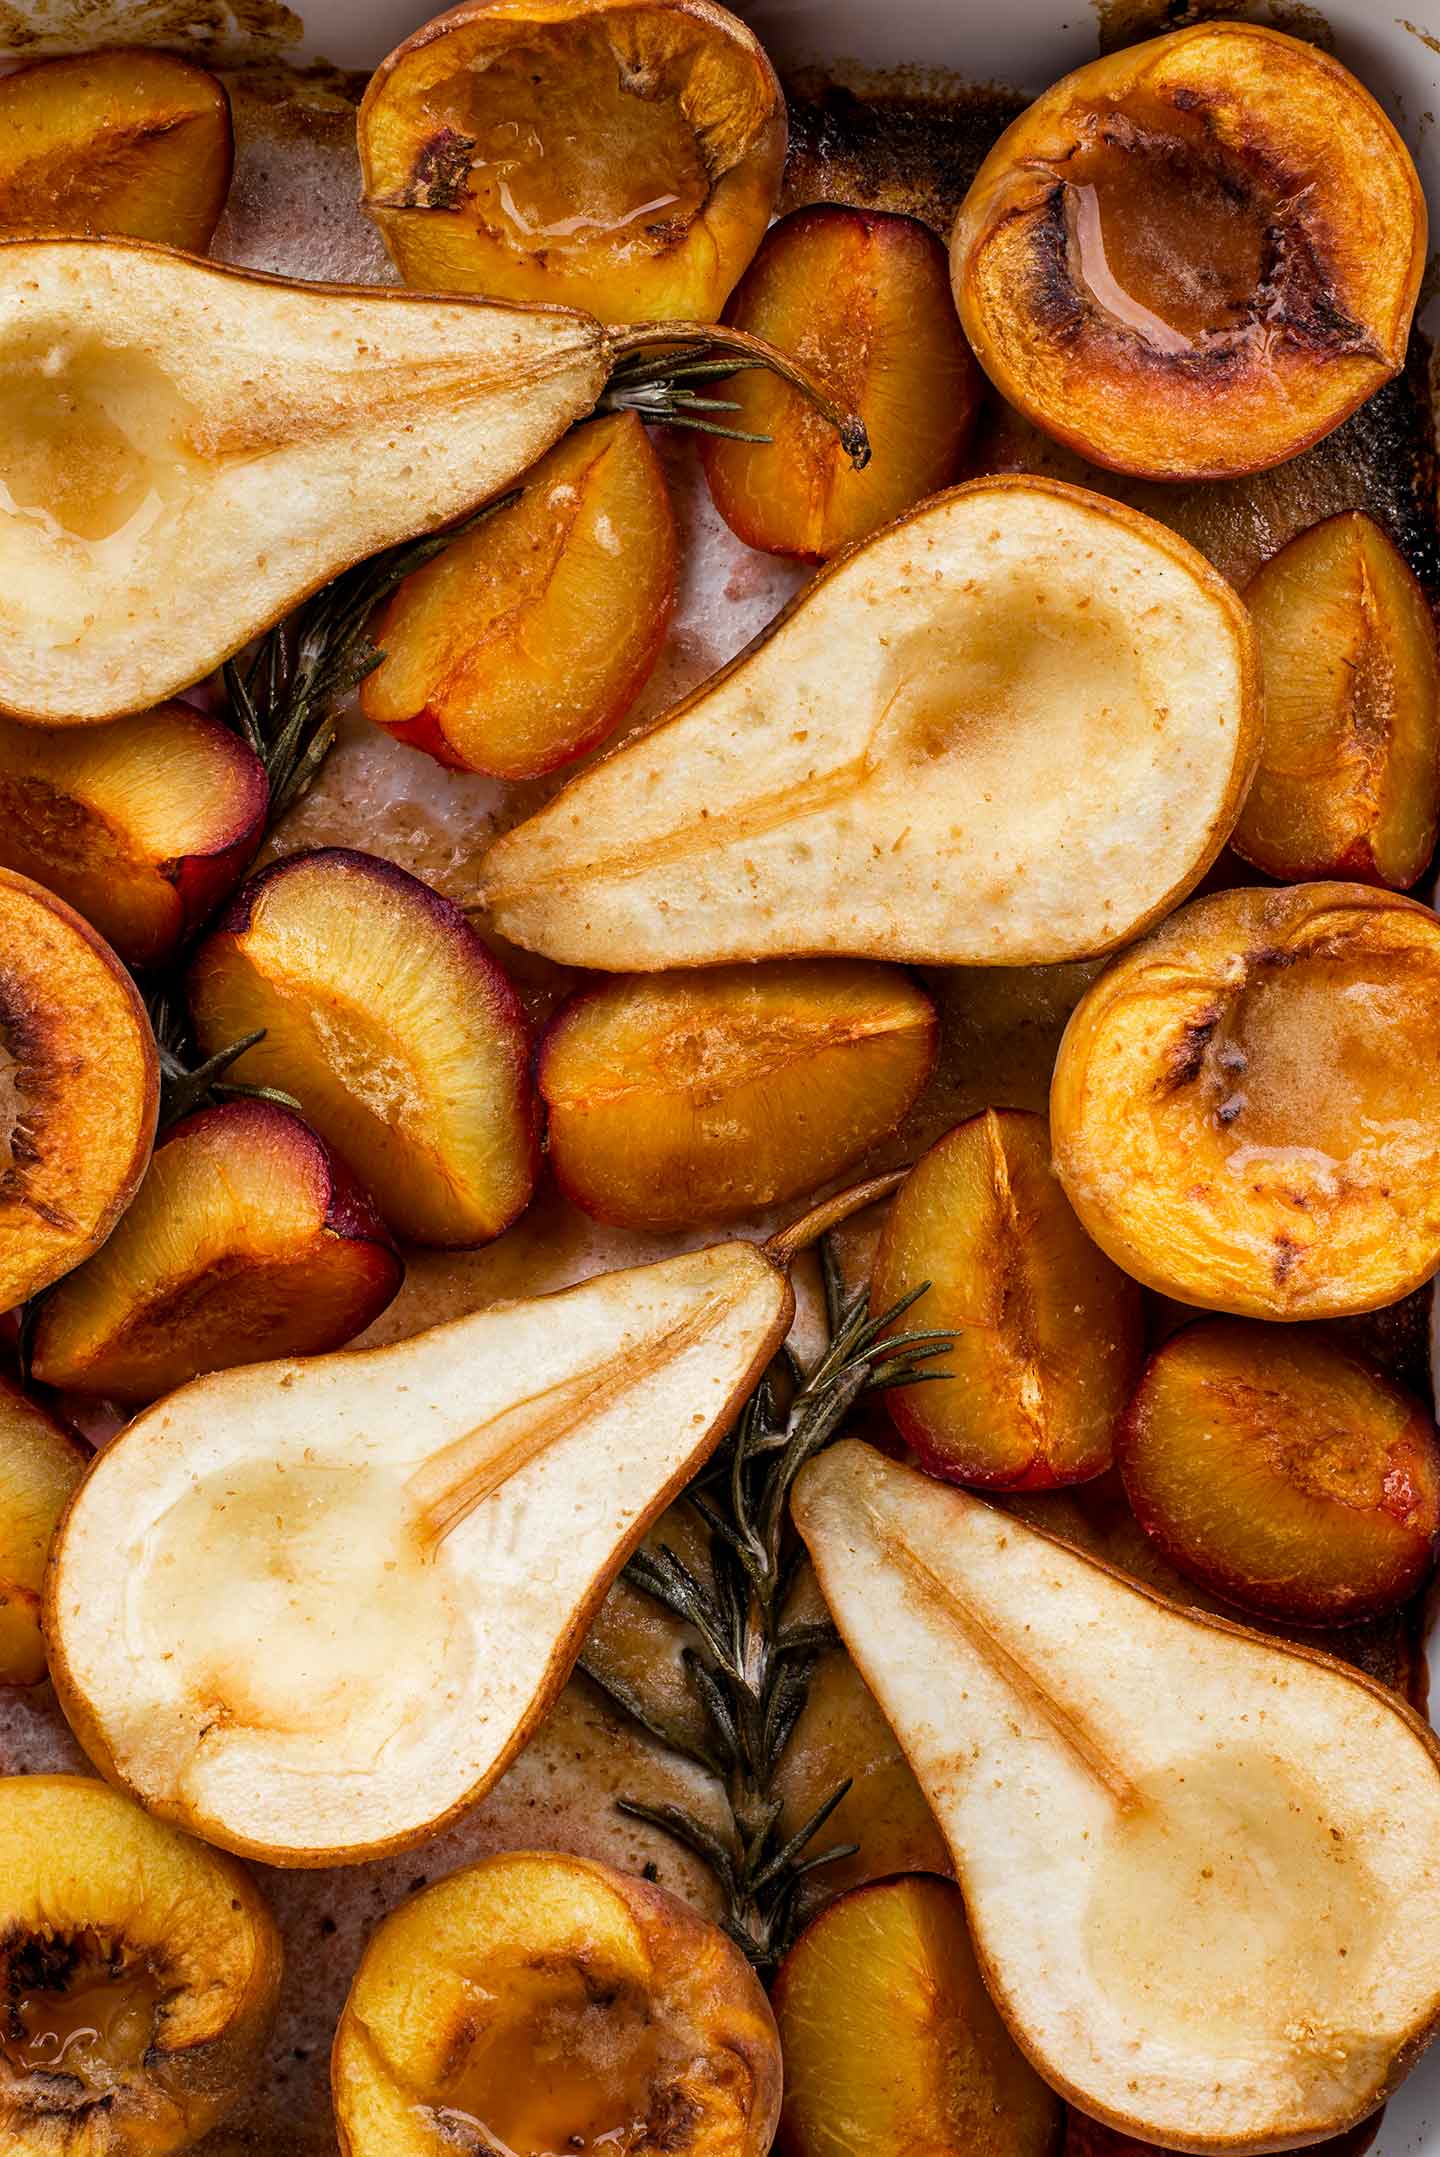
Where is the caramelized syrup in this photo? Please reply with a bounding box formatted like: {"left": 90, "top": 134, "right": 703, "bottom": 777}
{"left": 3, "top": 1943, "right": 160, "bottom": 2093}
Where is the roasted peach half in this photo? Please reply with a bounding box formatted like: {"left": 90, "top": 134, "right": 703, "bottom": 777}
{"left": 872, "top": 1110, "right": 1143, "bottom": 1488}
{"left": 772, "top": 1874, "right": 1063, "bottom": 2157}
{"left": 361, "top": 413, "right": 676, "bottom": 778}
{"left": 701, "top": 204, "right": 982, "bottom": 560}
{"left": 31, "top": 1099, "right": 403, "bottom": 1405}
{"left": 188, "top": 848, "right": 536, "bottom": 1248}
{"left": 0, "top": 1379, "right": 86, "bottom": 1686}
{"left": 538, "top": 961, "right": 937, "bottom": 1229}
{"left": 1232, "top": 513, "right": 1440, "bottom": 888}
{"left": 1052, "top": 884, "right": 1440, "bottom": 1319}
{"left": 358, "top": 0, "right": 786, "bottom": 323}
{"left": 951, "top": 24, "right": 1426, "bottom": 480}
{"left": 0, "top": 704, "right": 268, "bottom": 970}
{"left": 0, "top": 51, "right": 233, "bottom": 251}
{"left": 0, "top": 868, "right": 157, "bottom": 1311}
{"left": 330, "top": 1851, "right": 782, "bottom": 2157}
{"left": 1118, "top": 1322, "right": 1440, "bottom": 1627}
{"left": 0, "top": 1774, "right": 280, "bottom": 2155}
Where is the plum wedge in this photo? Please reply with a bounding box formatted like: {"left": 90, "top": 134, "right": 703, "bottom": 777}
{"left": 482, "top": 478, "right": 1260, "bottom": 967}
{"left": 188, "top": 849, "right": 536, "bottom": 1248}
{"left": 32, "top": 1099, "right": 403, "bottom": 1405}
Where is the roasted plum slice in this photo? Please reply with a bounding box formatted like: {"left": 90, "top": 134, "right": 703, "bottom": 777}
{"left": 1232, "top": 513, "right": 1440, "bottom": 888}
{"left": 358, "top": 0, "right": 786, "bottom": 322}
{"left": 0, "top": 868, "right": 157, "bottom": 1310}
{"left": 330, "top": 1852, "right": 782, "bottom": 2156}
{"left": 538, "top": 961, "right": 937, "bottom": 1228}
{"left": 0, "top": 1380, "right": 86, "bottom": 1687}
{"left": 871, "top": 1110, "right": 1143, "bottom": 1488}
{"left": 361, "top": 412, "right": 676, "bottom": 778}
{"left": 1051, "top": 883, "right": 1440, "bottom": 1318}
{"left": 702, "top": 204, "right": 982, "bottom": 559}
{"left": 951, "top": 24, "right": 1425, "bottom": 479}
{"left": 1119, "top": 1321, "right": 1440, "bottom": 1625}
{"left": 188, "top": 848, "right": 536, "bottom": 1248}
{"left": 0, "top": 704, "right": 268, "bottom": 969}
{"left": 31, "top": 1099, "right": 403, "bottom": 1405}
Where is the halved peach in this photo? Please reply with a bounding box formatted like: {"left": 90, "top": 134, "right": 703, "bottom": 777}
{"left": 1232, "top": 513, "right": 1440, "bottom": 888}
{"left": 358, "top": 0, "right": 786, "bottom": 323}
{"left": 0, "top": 868, "right": 158, "bottom": 1311}
{"left": 30, "top": 1099, "right": 403, "bottom": 1405}
{"left": 1, "top": 1774, "right": 280, "bottom": 2155}
{"left": 951, "top": 24, "right": 1426, "bottom": 479}
{"left": 187, "top": 849, "right": 536, "bottom": 1248}
{"left": 361, "top": 412, "right": 676, "bottom": 778}
{"left": 538, "top": 961, "right": 937, "bottom": 1229}
{"left": 0, "top": 51, "right": 233, "bottom": 251}
{"left": 0, "top": 704, "right": 269, "bottom": 969}
{"left": 1051, "top": 883, "right": 1440, "bottom": 1318}
{"left": 330, "top": 1851, "right": 782, "bottom": 2157}
{"left": 772, "top": 1874, "right": 1063, "bottom": 2157}
{"left": 0, "top": 1379, "right": 86, "bottom": 1686}
{"left": 1118, "top": 1321, "right": 1440, "bottom": 1626}
{"left": 871, "top": 1109, "right": 1143, "bottom": 1488}
{"left": 701, "top": 204, "right": 982, "bottom": 560}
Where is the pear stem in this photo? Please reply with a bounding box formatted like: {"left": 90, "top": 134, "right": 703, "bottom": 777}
{"left": 604, "top": 322, "right": 872, "bottom": 470}
{"left": 763, "top": 1170, "right": 908, "bottom": 1270}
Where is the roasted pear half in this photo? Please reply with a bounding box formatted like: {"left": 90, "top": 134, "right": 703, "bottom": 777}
{"left": 47, "top": 1239, "right": 794, "bottom": 1864}
{"left": 794, "top": 1441, "right": 1440, "bottom": 2152}
{"left": 482, "top": 477, "right": 1260, "bottom": 967}
{"left": 0, "top": 238, "right": 862, "bottom": 725}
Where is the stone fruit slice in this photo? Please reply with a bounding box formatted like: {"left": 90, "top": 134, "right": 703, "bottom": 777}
{"left": 359, "top": 0, "right": 785, "bottom": 323}
{"left": 31, "top": 1099, "right": 403, "bottom": 1405}
{"left": 0, "top": 1380, "right": 86, "bottom": 1686}
{"left": 188, "top": 848, "right": 536, "bottom": 1248}
{"left": 0, "top": 1773, "right": 281, "bottom": 2155}
{"left": 481, "top": 477, "right": 1261, "bottom": 968}
{"left": 0, "top": 867, "right": 158, "bottom": 1309}
{"left": 794, "top": 1439, "right": 1440, "bottom": 2151}
{"left": 951, "top": 23, "right": 1425, "bottom": 479}
{"left": 330, "top": 1852, "right": 781, "bottom": 2157}
{"left": 871, "top": 1110, "right": 1143, "bottom": 1488}
{"left": 0, "top": 51, "right": 232, "bottom": 251}
{"left": 0, "top": 703, "right": 268, "bottom": 968}
{"left": 46, "top": 1238, "right": 793, "bottom": 1862}
{"left": 539, "top": 961, "right": 936, "bottom": 1228}
{"left": 772, "top": 1874, "right": 1062, "bottom": 2157}
{"left": 1051, "top": 882, "right": 1440, "bottom": 1318}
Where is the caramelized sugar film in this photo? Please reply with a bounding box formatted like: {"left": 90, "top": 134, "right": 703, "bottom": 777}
{"left": 2, "top": 1929, "right": 161, "bottom": 2097}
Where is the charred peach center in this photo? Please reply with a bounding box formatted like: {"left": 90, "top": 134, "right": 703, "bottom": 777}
{"left": 2, "top": 1929, "right": 161, "bottom": 2100}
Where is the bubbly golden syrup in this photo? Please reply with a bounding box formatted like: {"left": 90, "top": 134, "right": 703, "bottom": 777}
{"left": 0, "top": 330, "right": 201, "bottom": 552}
{"left": 3, "top": 1945, "right": 160, "bottom": 2092}
{"left": 429, "top": 24, "right": 707, "bottom": 252}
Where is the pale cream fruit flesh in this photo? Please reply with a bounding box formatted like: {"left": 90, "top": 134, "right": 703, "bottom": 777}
{"left": 0, "top": 238, "right": 610, "bottom": 723}
{"left": 481, "top": 476, "right": 1261, "bottom": 968}
{"left": 46, "top": 1241, "right": 791, "bottom": 1865}
{"left": 792, "top": 1440, "right": 1440, "bottom": 2153}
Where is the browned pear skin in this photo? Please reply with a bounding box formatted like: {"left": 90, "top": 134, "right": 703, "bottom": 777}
{"left": 0, "top": 1379, "right": 86, "bottom": 1686}
{"left": 772, "top": 1874, "right": 1063, "bottom": 2157}
{"left": 951, "top": 23, "right": 1425, "bottom": 480}
{"left": 0, "top": 1774, "right": 281, "bottom": 2156}
{"left": 1051, "top": 882, "right": 1440, "bottom": 1319}
{"left": 0, "top": 703, "right": 268, "bottom": 968}
{"left": 481, "top": 477, "right": 1261, "bottom": 970}
{"left": 1233, "top": 512, "right": 1440, "bottom": 888}
{"left": 359, "top": 0, "right": 786, "bottom": 324}
{"left": 702, "top": 204, "right": 982, "bottom": 560}
{"left": 32, "top": 1098, "right": 404, "bottom": 1405}
{"left": 1118, "top": 1322, "right": 1440, "bottom": 1627}
{"left": 1063, "top": 2108, "right": 1383, "bottom": 2157}
{"left": 331, "top": 1851, "right": 782, "bottom": 2157}
{"left": 793, "top": 1440, "right": 1440, "bottom": 2151}
{"left": 0, "top": 866, "right": 158, "bottom": 1310}
{"left": 0, "top": 51, "right": 233, "bottom": 251}
{"left": 872, "top": 1110, "right": 1143, "bottom": 1489}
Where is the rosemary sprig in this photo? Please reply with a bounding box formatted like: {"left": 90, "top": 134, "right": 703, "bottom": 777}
{"left": 599, "top": 347, "right": 774, "bottom": 445}
{"left": 145, "top": 985, "right": 301, "bottom": 1132}
{"left": 592, "top": 1243, "right": 949, "bottom": 1974}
